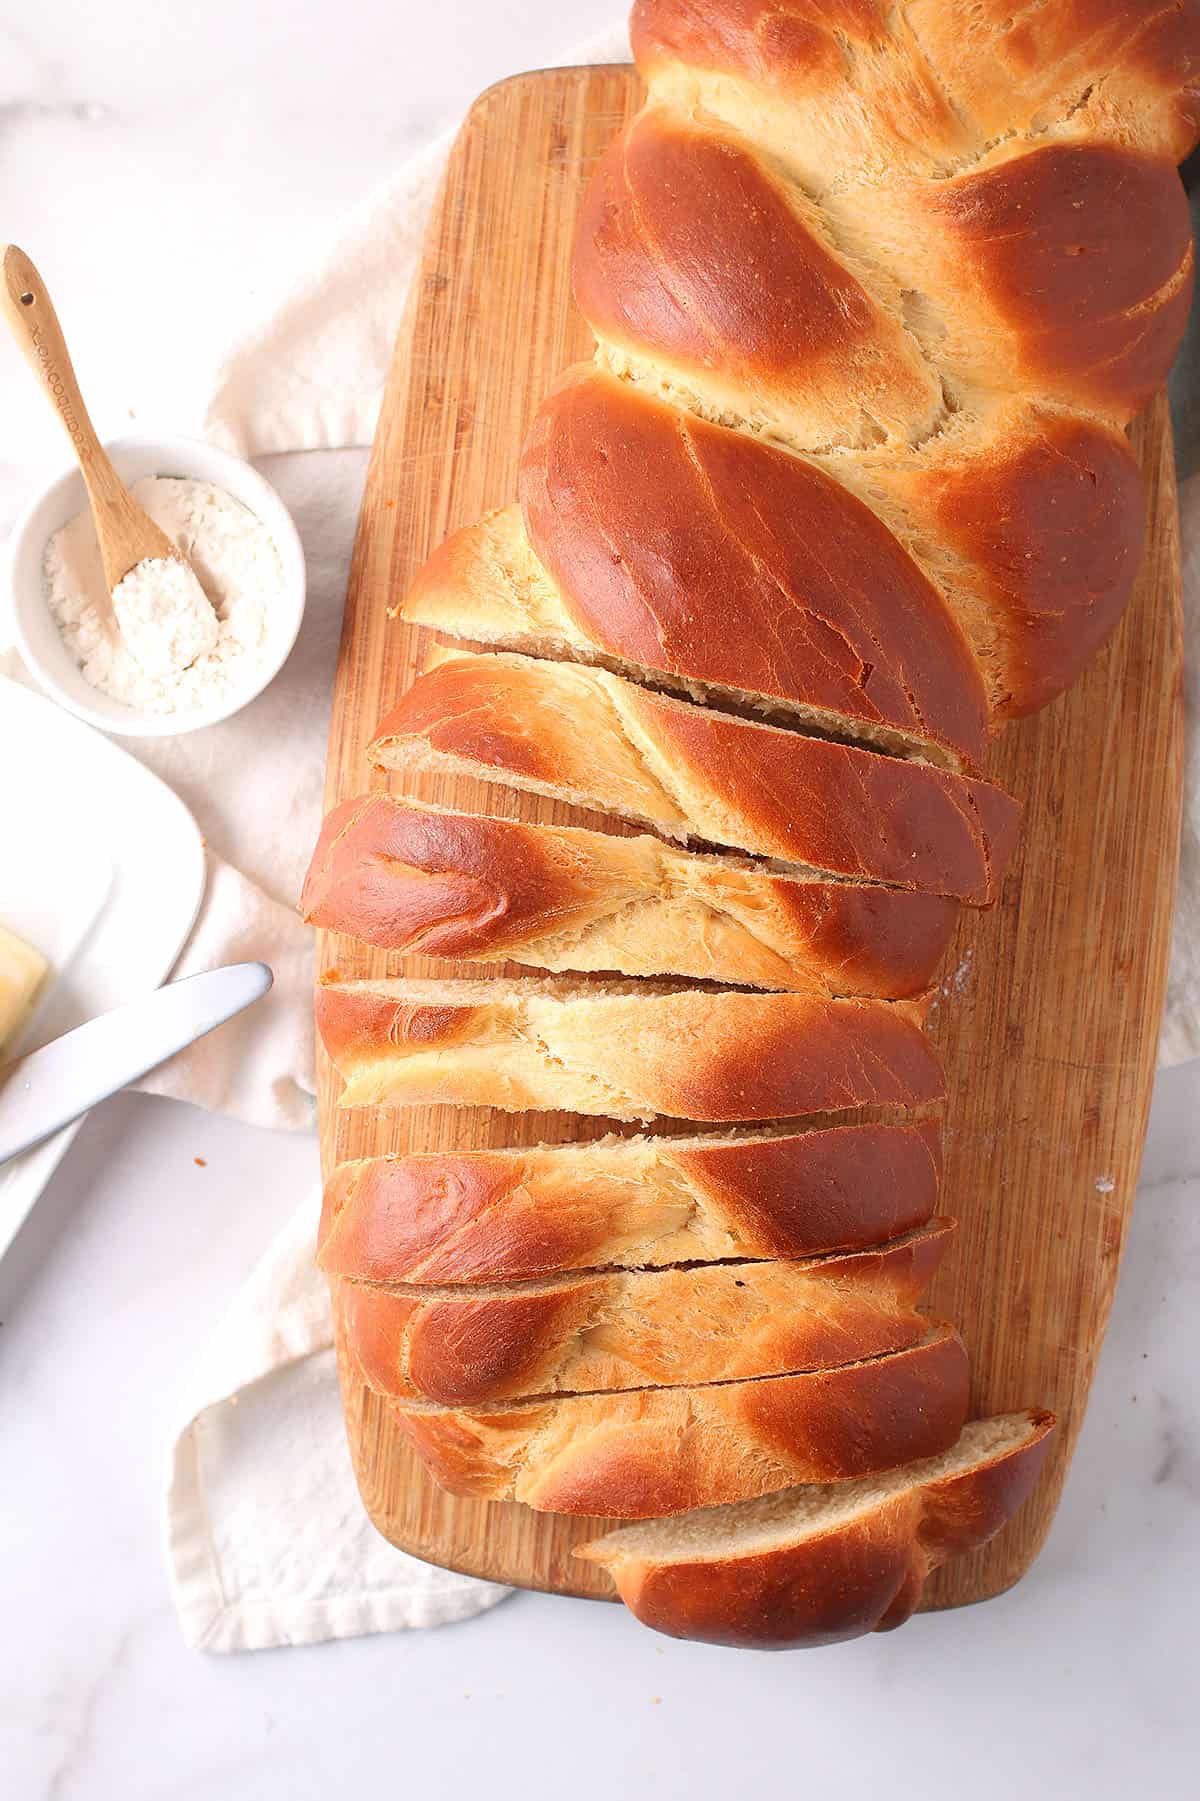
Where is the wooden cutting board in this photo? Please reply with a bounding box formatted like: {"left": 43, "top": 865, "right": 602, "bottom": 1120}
{"left": 317, "top": 66, "right": 1184, "bottom": 1612}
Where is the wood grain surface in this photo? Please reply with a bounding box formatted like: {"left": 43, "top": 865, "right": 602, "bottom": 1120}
{"left": 317, "top": 66, "right": 1184, "bottom": 1611}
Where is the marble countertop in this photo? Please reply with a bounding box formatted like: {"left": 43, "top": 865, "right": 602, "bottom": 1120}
{"left": 2, "top": 4, "right": 1198, "bottom": 1797}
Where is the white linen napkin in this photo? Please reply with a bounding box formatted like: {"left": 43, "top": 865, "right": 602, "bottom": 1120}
{"left": 166, "top": 1192, "right": 508, "bottom": 1652}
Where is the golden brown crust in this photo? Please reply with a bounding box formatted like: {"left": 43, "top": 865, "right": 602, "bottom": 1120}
{"left": 864, "top": 408, "right": 1145, "bottom": 717}
{"left": 517, "top": 366, "right": 988, "bottom": 765}
{"left": 405, "top": 404, "right": 1145, "bottom": 736}
{"left": 631, "top": 1, "right": 1200, "bottom": 168}
{"left": 573, "top": 105, "right": 1194, "bottom": 435}
{"left": 631, "top": 0, "right": 970, "bottom": 177}
{"left": 371, "top": 648, "right": 1021, "bottom": 902}
{"left": 315, "top": 976, "right": 945, "bottom": 1123}
{"left": 335, "top": 1220, "right": 954, "bottom": 1405}
{"left": 379, "top": 1323, "right": 971, "bottom": 1515}
{"left": 901, "top": 0, "right": 1200, "bottom": 166}
{"left": 301, "top": 792, "right": 959, "bottom": 997}
{"left": 917, "top": 143, "right": 1193, "bottom": 419}
{"left": 575, "top": 101, "right": 1192, "bottom": 428}
{"left": 577, "top": 1408, "right": 1057, "bottom": 1648}
{"left": 317, "top": 1120, "right": 944, "bottom": 1284}
{"left": 572, "top": 109, "right": 942, "bottom": 450}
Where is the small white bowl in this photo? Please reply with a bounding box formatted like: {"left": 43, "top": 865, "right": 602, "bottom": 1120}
{"left": 5, "top": 435, "right": 306, "bottom": 738}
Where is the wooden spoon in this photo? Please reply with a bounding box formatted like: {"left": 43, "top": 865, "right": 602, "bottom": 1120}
{"left": 1, "top": 244, "right": 217, "bottom": 677}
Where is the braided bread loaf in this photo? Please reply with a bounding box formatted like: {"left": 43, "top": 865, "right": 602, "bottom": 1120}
{"left": 311, "top": 0, "right": 1199, "bottom": 1647}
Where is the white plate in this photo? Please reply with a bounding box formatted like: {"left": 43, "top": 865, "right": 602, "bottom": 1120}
{"left": 0, "top": 676, "right": 205, "bottom": 1260}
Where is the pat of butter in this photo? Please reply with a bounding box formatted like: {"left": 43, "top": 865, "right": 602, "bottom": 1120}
{"left": 0, "top": 923, "right": 48, "bottom": 1052}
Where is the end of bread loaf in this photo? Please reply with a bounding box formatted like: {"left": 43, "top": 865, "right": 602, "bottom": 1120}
{"left": 575, "top": 1407, "right": 1056, "bottom": 1649}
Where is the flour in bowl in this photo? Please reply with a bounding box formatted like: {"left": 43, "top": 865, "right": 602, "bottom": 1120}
{"left": 111, "top": 555, "right": 218, "bottom": 679}
{"left": 43, "top": 477, "right": 283, "bottom": 714}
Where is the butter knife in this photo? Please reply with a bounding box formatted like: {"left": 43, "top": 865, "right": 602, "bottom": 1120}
{"left": 0, "top": 962, "right": 273, "bottom": 1167}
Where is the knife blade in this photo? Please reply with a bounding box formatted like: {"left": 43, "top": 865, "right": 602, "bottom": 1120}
{"left": 0, "top": 962, "right": 273, "bottom": 1167}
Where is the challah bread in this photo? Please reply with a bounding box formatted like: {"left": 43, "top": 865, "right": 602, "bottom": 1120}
{"left": 312, "top": 0, "right": 1200, "bottom": 1638}
{"left": 371, "top": 647, "right": 1021, "bottom": 903}
{"left": 576, "top": 1408, "right": 1057, "bottom": 1650}
{"left": 335, "top": 1220, "right": 954, "bottom": 1406}
{"left": 317, "top": 1120, "right": 943, "bottom": 1285}
{"left": 378, "top": 1321, "right": 970, "bottom": 1516}
{"left": 316, "top": 975, "right": 943, "bottom": 1123}
{"left": 302, "top": 793, "right": 958, "bottom": 998}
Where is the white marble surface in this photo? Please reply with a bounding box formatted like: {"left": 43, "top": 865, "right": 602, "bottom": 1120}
{"left": 1, "top": 4, "right": 1198, "bottom": 1797}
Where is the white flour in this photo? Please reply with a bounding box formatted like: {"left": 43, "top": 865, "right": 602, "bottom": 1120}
{"left": 111, "top": 555, "right": 218, "bottom": 679}
{"left": 43, "top": 477, "right": 283, "bottom": 714}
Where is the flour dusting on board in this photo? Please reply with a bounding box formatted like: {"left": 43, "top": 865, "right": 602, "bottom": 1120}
{"left": 926, "top": 946, "right": 974, "bottom": 1020}
{"left": 44, "top": 477, "right": 283, "bottom": 714}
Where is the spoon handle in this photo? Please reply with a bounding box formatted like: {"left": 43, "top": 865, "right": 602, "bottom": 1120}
{"left": 0, "top": 245, "right": 167, "bottom": 590}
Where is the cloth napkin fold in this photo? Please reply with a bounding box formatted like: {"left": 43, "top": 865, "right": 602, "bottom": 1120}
{"left": 166, "top": 1192, "right": 508, "bottom": 1652}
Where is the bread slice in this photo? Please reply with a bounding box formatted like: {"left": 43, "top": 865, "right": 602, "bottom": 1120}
{"left": 370, "top": 645, "right": 1020, "bottom": 904}
{"left": 315, "top": 974, "right": 943, "bottom": 1123}
{"left": 403, "top": 360, "right": 984, "bottom": 770}
{"left": 379, "top": 1321, "right": 970, "bottom": 1516}
{"left": 317, "top": 1120, "right": 943, "bottom": 1285}
{"left": 301, "top": 793, "right": 958, "bottom": 999}
{"left": 335, "top": 1218, "right": 953, "bottom": 1406}
{"left": 576, "top": 1409, "right": 1056, "bottom": 1649}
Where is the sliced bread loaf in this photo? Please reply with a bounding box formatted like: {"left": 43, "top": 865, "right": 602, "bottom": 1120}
{"left": 302, "top": 792, "right": 958, "bottom": 998}
{"left": 370, "top": 645, "right": 1020, "bottom": 903}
